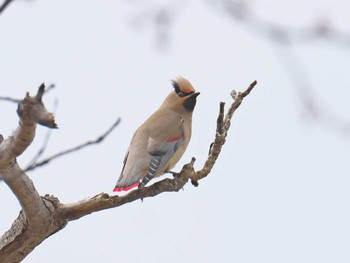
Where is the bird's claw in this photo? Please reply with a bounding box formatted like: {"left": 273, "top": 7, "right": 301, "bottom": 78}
{"left": 168, "top": 170, "right": 179, "bottom": 177}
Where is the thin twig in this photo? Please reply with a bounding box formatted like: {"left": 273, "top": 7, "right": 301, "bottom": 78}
{"left": 25, "top": 118, "right": 121, "bottom": 172}
{"left": 45, "top": 84, "right": 55, "bottom": 94}
{"left": 194, "top": 80, "right": 258, "bottom": 184}
{"left": 0, "top": 83, "right": 55, "bottom": 104}
{"left": 241, "top": 80, "right": 257, "bottom": 98}
{"left": 0, "top": 96, "right": 20, "bottom": 103}
{"left": 0, "top": 0, "right": 14, "bottom": 15}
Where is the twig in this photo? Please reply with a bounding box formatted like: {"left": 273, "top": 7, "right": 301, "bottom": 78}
{"left": 240, "top": 80, "right": 257, "bottom": 97}
{"left": 0, "top": 0, "right": 14, "bottom": 15}
{"left": 0, "top": 96, "right": 20, "bottom": 103}
{"left": 25, "top": 118, "right": 121, "bottom": 172}
{"left": 193, "top": 80, "right": 258, "bottom": 185}
{"left": 0, "top": 83, "right": 55, "bottom": 104}
{"left": 45, "top": 84, "right": 55, "bottom": 94}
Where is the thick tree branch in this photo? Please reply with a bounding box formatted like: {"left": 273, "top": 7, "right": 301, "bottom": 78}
{"left": 0, "top": 84, "right": 58, "bottom": 263}
{"left": 0, "top": 164, "right": 64, "bottom": 263}
{"left": 60, "top": 158, "right": 196, "bottom": 221}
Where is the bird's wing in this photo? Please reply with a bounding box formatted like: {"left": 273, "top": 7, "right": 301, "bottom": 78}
{"left": 113, "top": 129, "right": 150, "bottom": 192}
{"left": 140, "top": 134, "right": 184, "bottom": 187}
{"left": 113, "top": 111, "right": 184, "bottom": 192}
{"left": 113, "top": 150, "right": 142, "bottom": 192}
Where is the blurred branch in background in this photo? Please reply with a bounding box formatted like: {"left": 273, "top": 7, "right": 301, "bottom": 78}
{"left": 125, "top": 0, "right": 350, "bottom": 136}
{"left": 2, "top": 0, "right": 348, "bottom": 135}
{"left": 216, "top": 0, "right": 350, "bottom": 135}
{"left": 217, "top": 0, "right": 350, "bottom": 47}
{"left": 124, "top": 0, "right": 189, "bottom": 49}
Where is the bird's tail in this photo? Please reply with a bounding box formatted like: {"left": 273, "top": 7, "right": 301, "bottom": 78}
{"left": 113, "top": 170, "right": 144, "bottom": 192}
{"left": 113, "top": 182, "right": 139, "bottom": 192}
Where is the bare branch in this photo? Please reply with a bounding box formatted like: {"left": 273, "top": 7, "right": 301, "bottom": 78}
{"left": 0, "top": 83, "right": 55, "bottom": 104}
{"left": 194, "top": 80, "right": 258, "bottom": 184}
{"left": 0, "top": 84, "right": 61, "bottom": 263}
{"left": 0, "top": 96, "right": 20, "bottom": 103}
{"left": 219, "top": 0, "right": 350, "bottom": 47}
{"left": 0, "top": 0, "right": 14, "bottom": 15}
{"left": 16, "top": 84, "right": 58, "bottom": 129}
{"left": 45, "top": 83, "right": 55, "bottom": 94}
{"left": 0, "top": 81, "right": 257, "bottom": 262}
{"left": 205, "top": 0, "right": 350, "bottom": 136}
{"left": 0, "top": 84, "right": 57, "bottom": 162}
{"left": 240, "top": 80, "right": 257, "bottom": 98}
{"left": 25, "top": 118, "right": 121, "bottom": 172}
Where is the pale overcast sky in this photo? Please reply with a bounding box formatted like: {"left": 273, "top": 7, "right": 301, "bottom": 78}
{"left": 1, "top": 1, "right": 350, "bottom": 262}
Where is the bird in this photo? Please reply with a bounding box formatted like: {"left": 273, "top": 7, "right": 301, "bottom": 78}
{"left": 113, "top": 77, "right": 200, "bottom": 192}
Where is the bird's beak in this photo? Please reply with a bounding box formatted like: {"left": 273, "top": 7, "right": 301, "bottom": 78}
{"left": 190, "top": 92, "right": 200, "bottom": 98}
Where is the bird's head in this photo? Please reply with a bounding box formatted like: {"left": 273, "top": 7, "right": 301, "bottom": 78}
{"left": 161, "top": 77, "right": 200, "bottom": 112}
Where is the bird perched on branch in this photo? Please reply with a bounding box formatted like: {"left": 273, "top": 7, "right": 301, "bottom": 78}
{"left": 113, "top": 77, "right": 200, "bottom": 192}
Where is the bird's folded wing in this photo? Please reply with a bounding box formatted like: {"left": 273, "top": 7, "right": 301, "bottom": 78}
{"left": 140, "top": 135, "right": 184, "bottom": 186}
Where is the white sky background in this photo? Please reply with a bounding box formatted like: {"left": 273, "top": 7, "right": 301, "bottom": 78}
{"left": 0, "top": 0, "right": 350, "bottom": 262}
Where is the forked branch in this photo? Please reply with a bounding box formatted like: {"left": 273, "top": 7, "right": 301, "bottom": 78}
{"left": 0, "top": 80, "right": 257, "bottom": 263}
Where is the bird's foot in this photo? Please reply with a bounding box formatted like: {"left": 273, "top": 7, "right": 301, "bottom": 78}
{"left": 168, "top": 170, "right": 180, "bottom": 178}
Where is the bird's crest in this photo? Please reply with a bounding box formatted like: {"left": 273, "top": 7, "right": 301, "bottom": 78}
{"left": 172, "top": 77, "right": 195, "bottom": 95}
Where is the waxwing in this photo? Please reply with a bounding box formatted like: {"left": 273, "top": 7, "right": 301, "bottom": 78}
{"left": 113, "top": 77, "right": 200, "bottom": 192}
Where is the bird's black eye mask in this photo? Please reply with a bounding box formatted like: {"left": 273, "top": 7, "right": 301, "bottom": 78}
{"left": 172, "top": 81, "right": 194, "bottom": 97}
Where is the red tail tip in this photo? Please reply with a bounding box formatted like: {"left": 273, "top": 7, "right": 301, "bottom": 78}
{"left": 113, "top": 183, "right": 139, "bottom": 192}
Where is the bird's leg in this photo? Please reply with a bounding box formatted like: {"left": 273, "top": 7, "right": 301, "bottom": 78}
{"left": 167, "top": 171, "right": 184, "bottom": 190}
{"left": 167, "top": 171, "right": 185, "bottom": 190}
{"left": 168, "top": 170, "right": 180, "bottom": 178}
{"left": 137, "top": 183, "right": 144, "bottom": 202}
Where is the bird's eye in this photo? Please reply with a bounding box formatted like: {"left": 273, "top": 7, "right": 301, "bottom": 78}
{"left": 178, "top": 92, "right": 185, "bottom": 97}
